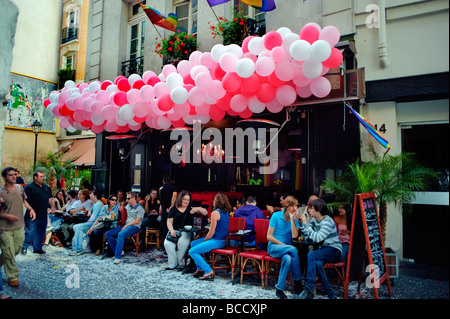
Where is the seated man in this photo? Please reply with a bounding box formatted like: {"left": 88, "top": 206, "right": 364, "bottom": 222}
{"left": 104, "top": 191, "right": 144, "bottom": 264}
{"left": 297, "top": 198, "right": 342, "bottom": 299}
{"left": 232, "top": 195, "right": 264, "bottom": 247}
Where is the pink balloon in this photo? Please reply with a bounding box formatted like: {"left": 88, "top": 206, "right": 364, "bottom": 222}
{"left": 52, "top": 105, "right": 61, "bottom": 117}
{"left": 219, "top": 52, "right": 239, "bottom": 73}
{"left": 270, "top": 46, "right": 285, "bottom": 63}
{"left": 105, "top": 120, "right": 119, "bottom": 132}
{"left": 242, "top": 36, "right": 254, "bottom": 53}
{"left": 177, "top": 60, "right": 192, "bottom": 77}
{"left": 319, "top": 26, "right": 340, "bottom": 47}
{"left": 266, "top": 100, "right": 284, "bottom": 113}
{"left": 207, "top": 80, "right": 226, "bottom": 100}
{"left": 157, "top": 116, "right": 172, "bottom": 130}
{"left": 187, "top": 86, "right": 206, "bottom": 106}
{"left": 209, "top": 104, "right": 225, "bottom": 121}
{"left": 189, "top": 51, "right": 202, "bottom": 66}
{"left": 238, "top": 107, "right": 253, "bottom": 119}
{"left": 162, "top": 64, "right": 177, "bottom": 79}
{"left": 73, "top": 96, "right": 85, "bottom": 110}
{"left": 300, "top": 25, "right": 320, "bottom": 44}
{"left": 212, "top": 64, "right": 226, "bottom": 80}
{"left": 275, "top": 61, "right": 295, "bottom": 81}
{"left": 117, "top": 78, "right": 131, "bottom": 92}
{"left": 264, "top": 31, "right": 283, "bottom": 50}
{"left": 59, "top": 117, "right": 70, "bottom": 129}
{"left": 173, "top": 102, "right": 191, "bottom": 117}
{"left": 322, "top": 48, "right": 343, "bottom": 69}
{"left": 195, "top": 103, "right": 210, "bottom": 117}
{"left": 222, "top": 72, "right": 241, "bottom": 93}
{"left": 158, "top": 94, "right": 174, "bottom": 112}
{"left": 91, "top": 101, "right": 104, "bottom": 115}
{"left": 241, "top": 74, "right": 260, "bottom": 95}
{"left": 127, "top": 89, "right": 142, "bottom": 105}
{"left": 154, "top": 82, "right": 170, "bottom": 98}
{"left": 101, "top": 105, "right": 117, "bottom": 121}
{"left": 310, "top": 77, "right": 331, "bottom": 98}
{"left": 96, "top": 90, "right": 110, "bottom": 105}
{"left": 133, "top": 101, "right": 151, "bottom": 118}
{"left": 199, "top": 52, "right": 216, "bottom": 69}
{"left": 146, "top": 76, "right": 161, "bottom": 86}
{"left": 296, "top": 85, "right": 313, "bottom": 98}
{"left": 267, "top": 73, "right": 285, "bottom": 88}
{"left": 293, "top": 68, "right": 311, "bottom": 87}
{"left": 142, "top": 70, "right": 157, "bottom": 84}
{"left": 101, "top": 80, "right": 112, "bottom": 90}
{"left": 276, "top": 85, "right": 297, "bottom": 105}
{"left": 113, "top": 91, "right": 128, "bottom": 106}
{"left": 216, "top": 93, "right": 231, "bottom": 111}
{"left": 230, "top": 94, "right": 248, "bottom": 113}
{"left": 58, "top": 91, "right": 70, "bottom": 105}
{"left": 255, "top": 56, "right": 275, "bottom": 77}
{"left": 242, "top": 52, "right": 257, "bottom": 62}
{"left": 140, "top": 85, "right": 155, "bottom": 102}
{"left": 195, "top": 72, "right": 212, "bottom": 89}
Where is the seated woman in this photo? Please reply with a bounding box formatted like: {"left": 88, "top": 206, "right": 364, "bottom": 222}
{"left": 297, "top": 198, "right": 342, "bottom": 299}
{"left": 189, "top": 193, "right": 232, "bottom": 280}
{"left": 267, "top": 195, "right": 303, "bottom": 299}
{"left": 43, "top": 189, "right": 67, "bottom": 246}
{"left": 70, "top": 190, "right": 104, "bottom": 255}
{"left": 333, "top": 204, "right": 351, "bottom": 263}
{"left": 88, "top": 194, "right": 119, "bottom": 255}
{"left": 164, "top": 190, "right": 208, "bottom": 270}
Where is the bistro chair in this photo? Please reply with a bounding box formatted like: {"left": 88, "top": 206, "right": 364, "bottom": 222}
{"left": 211, "top": 217, "right": 246, "bottom": 281}
{"left": 102, "top": 208, "right": 140, "bottom": 257}
{"left": 145, "top": 227, "right": 161, "bottom": 250}
{"left": 239, "top": 219, "right": 270, "bottom": 288}
{"left": 321, "top": 261, "right": 346, "bottom": 288}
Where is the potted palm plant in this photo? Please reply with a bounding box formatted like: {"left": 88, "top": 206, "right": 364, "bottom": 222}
{"left": 322, "top": 143, "right": 439, "bottom": 242}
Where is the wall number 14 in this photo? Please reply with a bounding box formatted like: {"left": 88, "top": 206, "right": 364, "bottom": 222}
{"left": 374, "top": 124, "right": 387, "bottom": 133}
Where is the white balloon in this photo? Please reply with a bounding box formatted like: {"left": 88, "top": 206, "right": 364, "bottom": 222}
{"left": 211, "top": 44, "right": 227, "bottom": 62}
{"left": 310, "top": 40, "right": 332, "bottom": 62}
{"left": 248, "top": 37, "right": 265, "bottom": 56}
{"left": 170, "top": 87, "right": 188, "bottom": 104}
{"left": 235, "top": 58, "right": 255, "bottom": 78}
{"left": 128, "top": 73, "right": 142, "bottom": 85}
{"left": 190, "top": 65, "right": 209, "bottom": 80}
{"left": 248, "top": 96, "right": 265, "bottom": 113}
{"left": 49, "top": 92, "right": 59, "bottom": 104}
{"left": 227, "top": 44, "right": 243, "bottom": 58}
{"left": 302, "top": 58, "right": 323, "bottom": 79}
{"left": 118, "top": 104, "right": 134, "bottom": 121}
{"left": 88, "top": 82, "right": 101, "bottom": 93}
{"left": 64, "top": 80, "right": 76, "bottom": 89}
{"left": 91, "top": 113, "right": 105, "bottom": 126}
{"left": 290, "top": 40, "right": 311, "bottom": 61}
{"left": 166, "top": 72, "right": 184, "bottom": 90}
{"left": 276, "top": 27, "right": 292, "bottom": 37}
{"left": 157, "top": 116, "right": 171, "bottom": 130}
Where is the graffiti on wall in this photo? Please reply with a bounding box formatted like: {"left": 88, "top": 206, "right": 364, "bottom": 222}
{"left": 3, "top": 73, "right": 56, "bottom": 132}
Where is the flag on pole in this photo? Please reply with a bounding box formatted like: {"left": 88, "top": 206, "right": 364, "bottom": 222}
{"left": 241, "top": 0, "right": 276, "bottom": 12}
{"left": 206, "top": 0, "right": 231, "bottom": 6}
{"left": 138, "top": 1, "right": 178, "bottom": 31}
{"left": 346, "top": 103, "right": 391, "bottom": 152}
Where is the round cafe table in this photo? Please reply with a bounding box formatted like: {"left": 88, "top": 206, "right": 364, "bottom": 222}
{"left": 179, "top": 226, "right": 202, "bottom": 274}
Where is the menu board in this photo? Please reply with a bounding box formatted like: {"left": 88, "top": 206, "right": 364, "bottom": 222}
{"left": 344, "top": 192, "right": 392, "bottom": 299}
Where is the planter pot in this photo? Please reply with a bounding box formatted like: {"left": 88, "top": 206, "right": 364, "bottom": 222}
{"left": 385, "top": 247, "right": 399, "bottom": 285}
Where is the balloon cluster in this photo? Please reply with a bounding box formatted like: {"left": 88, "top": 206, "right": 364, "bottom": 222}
{"left": 45, "top": 24, "right": 343, "bottom": 133}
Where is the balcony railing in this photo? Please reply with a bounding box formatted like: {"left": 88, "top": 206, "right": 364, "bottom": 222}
{"left": 122, "top": 56, "right": 144, "bottom": 78}
{"left": 61, "top": 25, "right": 79, "bottom": 44}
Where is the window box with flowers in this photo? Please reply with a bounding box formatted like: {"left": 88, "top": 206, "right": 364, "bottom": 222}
{"left": 209, "top": 6, "right": 249, "bottom": 46}
{"left": 154, "top": 31, "right": 197, "bottom": 63}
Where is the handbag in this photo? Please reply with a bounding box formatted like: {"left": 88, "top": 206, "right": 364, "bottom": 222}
{"left": 165, "top": 230, "right": 181, "bottom": 244}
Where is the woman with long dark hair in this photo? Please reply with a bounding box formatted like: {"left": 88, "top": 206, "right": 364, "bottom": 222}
{"left": 164, "top": 190, "right": 208, "bottom": 270}
{"left": 188, "top": 193, "right": 232, "bottom": 280}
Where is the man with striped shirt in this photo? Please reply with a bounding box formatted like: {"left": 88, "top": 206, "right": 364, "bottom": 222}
{"left": 297, "top": 198, "right": 342, "bottom": 299}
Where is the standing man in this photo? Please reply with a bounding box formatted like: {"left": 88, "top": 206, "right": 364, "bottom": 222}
{"left": 104, "top": 191, "right": 144, "bottom": 264}
{"left": 23, "top": 170, "right": 55, "bottom": 254}
{"left": 0, "top": 167, "right": 36, "bottom": 287}
{"left": 159, "top": 176, "right": 177, "bottom": 240}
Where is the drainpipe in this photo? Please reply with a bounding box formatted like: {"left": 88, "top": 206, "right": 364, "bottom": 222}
{"left": 378, "top": 0, "right": 390, "bottom": 68}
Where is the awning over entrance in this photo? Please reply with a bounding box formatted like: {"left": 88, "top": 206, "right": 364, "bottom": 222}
{"left": 61, "top": 138, "right": 96, "bottom": 166}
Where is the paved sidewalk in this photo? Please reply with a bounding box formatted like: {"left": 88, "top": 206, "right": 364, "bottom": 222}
{"left": 1, "top": 244, "right": 448, "bottom": 300}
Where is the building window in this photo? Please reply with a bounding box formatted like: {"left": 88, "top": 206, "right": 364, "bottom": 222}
{"left": 66, "top": 54, "right": 76, "bottom": 70}
{"left": 130, "top": 21, "right": 146, "bottom": 60}
{"left": 174, "top": 0, "right": 198, "bottom": 34}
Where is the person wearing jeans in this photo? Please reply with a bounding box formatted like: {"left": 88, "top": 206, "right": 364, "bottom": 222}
{"left": 267, "top": 196, "right": 303, "bottom": 299}
{"left": 189, "top": 193, "right": 231, "bottom": 280}
{"left": 297, "top": 198, "right": 342, "bottom": 299}
{"left": 104, "top": 191, "right": 144, "bottom": 264}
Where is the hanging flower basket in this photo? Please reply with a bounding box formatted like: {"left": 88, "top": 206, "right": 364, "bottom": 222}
{"left": 209, "top": 6, "right": 249, "bottom": 46}
{"left": 155, "top": 31, "right": 197, "bottom": 62}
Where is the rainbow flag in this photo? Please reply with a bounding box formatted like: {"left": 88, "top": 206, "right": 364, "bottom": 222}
{"left": 138, "top": 1, "right": 178, "bottom": 31}
{"left": 206, "top": 0, "right": 231, "bottom": 7}
{"left": 241, "top": 0, "right": 276, "bottom": 12}
{"left": 346, "top": 104, "right": 391, "bottom": 152}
